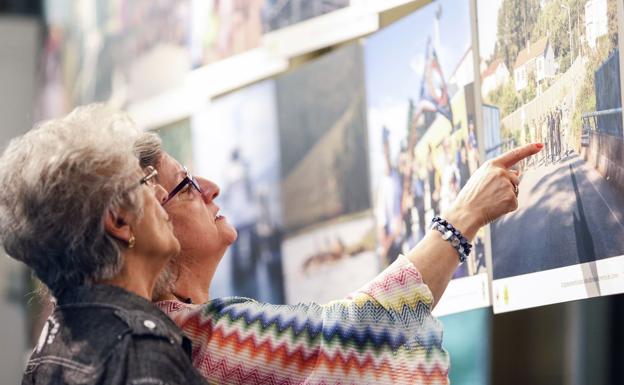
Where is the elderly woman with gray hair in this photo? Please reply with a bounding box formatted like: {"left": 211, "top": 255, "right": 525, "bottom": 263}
{"left": 0, "top": 105, "right": 207, "bottom": 385}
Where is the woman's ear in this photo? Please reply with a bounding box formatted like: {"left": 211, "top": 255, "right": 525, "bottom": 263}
{"left": 104, "top": 208, "right": 133, "bottom": 244}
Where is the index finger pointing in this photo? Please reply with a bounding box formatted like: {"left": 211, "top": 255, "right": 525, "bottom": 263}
{"left": 492, "top": 143, "right": 544, "bottom": 168}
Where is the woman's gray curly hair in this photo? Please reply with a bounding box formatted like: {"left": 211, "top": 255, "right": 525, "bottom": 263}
{"left": 0, "top": 104, "right": 148, "bottom": 296}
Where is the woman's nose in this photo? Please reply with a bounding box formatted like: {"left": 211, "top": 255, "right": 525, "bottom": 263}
{"left": 197, "top": 177, "right": 220, "bottom": 203}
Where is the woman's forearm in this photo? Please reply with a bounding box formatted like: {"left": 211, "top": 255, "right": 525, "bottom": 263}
{"left": 406, "top": 143, "right": 543, "bottom": 306}
{"left": 406, "top": 205, "right": 480, "bottom": 307}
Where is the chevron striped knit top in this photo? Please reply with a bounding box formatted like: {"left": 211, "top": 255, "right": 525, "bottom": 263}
{"left": 156, "top": 255, "right": 449, "bottom": 384}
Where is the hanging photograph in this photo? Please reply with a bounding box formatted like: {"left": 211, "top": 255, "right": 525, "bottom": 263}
{"left": 190, "top": 0, "right": 264, "bottom": 67}
{"left": 477, "top": 0, "right": 624, "bottom": 312}
{"left": 275, "top": 42, "right": 376, "bottom": 304}
{"left": 281, "top": 213, "right": 378, "bottom": 304}
{"left": 261, "top": 0, "right": 350, "bottom": 32}
{"left": 189, "top": 0, "right": 351, "bottom": 67}
{"left": 40, "top": 0, "right": 193, "bottom": 114}
{"left": 192, "top": 80, "right": 285, "bottom": 304}
{"left": 364, "top": 0, "right": 489, "bottom": 315}
{"left": 156, "top": 118, "right": 194, "bottom": 171}
{"left": 276, "top": 42, "right": 371, "bottom": 234}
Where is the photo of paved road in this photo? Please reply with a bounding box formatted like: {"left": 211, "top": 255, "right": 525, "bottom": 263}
{"left": 492, "top": 153, "right": 624, "bottom": 279}
{"left": 478, "top": 0, "right": 624, "bottom": 285}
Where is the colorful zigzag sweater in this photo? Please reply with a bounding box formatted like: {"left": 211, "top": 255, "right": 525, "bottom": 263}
{"left": 156, "top": 255, "right": 449, "bottom": 384}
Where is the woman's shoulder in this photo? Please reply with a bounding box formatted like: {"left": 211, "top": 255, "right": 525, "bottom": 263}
{"left": 156, "top": 296, "right": 261, "bottom": 317}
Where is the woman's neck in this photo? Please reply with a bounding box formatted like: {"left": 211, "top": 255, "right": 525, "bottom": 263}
{"left": 101, "top": 250, "right": 165, "bottom": 300}
{"left": 169, "top": 253, "right": 220, "bottom": 304}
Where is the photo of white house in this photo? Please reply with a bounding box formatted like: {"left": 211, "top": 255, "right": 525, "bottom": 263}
{"left": 513, "top": 37, "right": 556, "bottom": 94}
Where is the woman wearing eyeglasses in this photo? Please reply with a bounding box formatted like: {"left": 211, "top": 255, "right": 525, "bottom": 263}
{"left": 136, "top": 128, "right": 542, "bottom": 384}
{"left": 0, "top": 105, "right": 208, "bottom": 385}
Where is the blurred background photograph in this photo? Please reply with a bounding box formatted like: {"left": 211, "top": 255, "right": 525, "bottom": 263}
{"left": 40, "top": 0, "right": 193, "bottom": 117}
{"left": 156, "top": 118, "right": 194, "bottom": 169}
{"left": 364, "top": 0, "right": 489, "bottom": 315}
{"left": 192, "top": 80, "right": 285, "bottom": 303}
{"left": 281, "top": 212, "right": 377, "bottom": 304}
{"left": 261, "top": 0, "right": 349, "bottom": 32}
{"left": 39, "top": 0, "right": 353, "bottom": 119}
{"left": 275, "top": 41, "right": 376, "bottom": 303}
{"left": 477, "top": 0, "right": 624, "bottom": 312}
{"left": 276, "top": 42, "right": 370, "bottom": 232}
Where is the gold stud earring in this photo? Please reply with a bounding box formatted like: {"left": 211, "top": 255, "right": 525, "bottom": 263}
{"left": 128, "top": 235, "right": 135, "bottom": 249}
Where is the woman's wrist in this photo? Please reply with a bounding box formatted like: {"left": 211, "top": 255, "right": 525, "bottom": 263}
{"left": 440, "top": 205, "right": 480, "bottom": 242}
{"left": 430, "top": 216, "right": 472, "bottom": 263}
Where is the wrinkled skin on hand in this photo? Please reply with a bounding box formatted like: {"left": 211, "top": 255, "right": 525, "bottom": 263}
{"left": 443, "top": 143, "right": 543, "bottom": 240}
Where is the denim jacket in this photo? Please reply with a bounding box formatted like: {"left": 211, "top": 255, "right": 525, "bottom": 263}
{"left": 22, "top": 285, "right": 208, "bottom": 385}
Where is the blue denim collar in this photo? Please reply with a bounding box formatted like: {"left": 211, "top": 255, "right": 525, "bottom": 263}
{"left": 56, "top": 284, "right": 186, "bottom": 346}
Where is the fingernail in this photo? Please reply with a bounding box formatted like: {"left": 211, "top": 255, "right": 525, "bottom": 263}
{"left": 535, "top": 143, "right": 544, "bottom": 149}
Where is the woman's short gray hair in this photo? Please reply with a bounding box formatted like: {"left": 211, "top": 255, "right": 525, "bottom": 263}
{"left": 0, "top": 104, "right": 146, "bottom": 296}
{"left": 134, "top": 130, "right": 163, "bottom": 169}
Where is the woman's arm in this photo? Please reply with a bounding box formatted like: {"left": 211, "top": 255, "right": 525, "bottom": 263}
{"left": 160, "top": 144, "right": 543, "bottom": 384}
{"left": 407, "top": 143, "right": 542, "bottom": 306}
{"left": 161, "top": 254, "right": 451, "bottom": 385}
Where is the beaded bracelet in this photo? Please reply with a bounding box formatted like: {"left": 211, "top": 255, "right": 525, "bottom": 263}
{"left": 430, "top": 216, "right": 472, "bottom": 263}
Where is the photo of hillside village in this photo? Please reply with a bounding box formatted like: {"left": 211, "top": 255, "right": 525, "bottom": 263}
{"left": 478, "top": 0, "right": 624, "bottom": 280}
